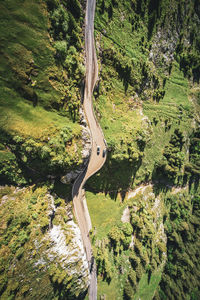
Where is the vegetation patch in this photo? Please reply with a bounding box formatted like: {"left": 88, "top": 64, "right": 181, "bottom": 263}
{"left": 0, "top": 0, "right": 86, "bottom": 185}
{"left": 87, "top": 186, "right": 166, "bottom": 299}
{"left": 155, "top": 188, "right": 200, "bottom": 299}
{"left": 0, "top": 185, "right": 88, "bottom": 299}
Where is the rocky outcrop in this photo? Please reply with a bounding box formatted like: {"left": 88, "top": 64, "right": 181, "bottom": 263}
{"left": 79, "top": 106, "right": 92, "bottom": 162}
{"left": 61, "top": 170, "right": 83, "bottom": 184}
{"left": 150, "top": 29, "right": 179, "bottom": 74}
{"left": 0, "top": 186, "right": 90, "bottom": 299}
{"left": 45, "top": 221, "right": 90, "bottom": 294}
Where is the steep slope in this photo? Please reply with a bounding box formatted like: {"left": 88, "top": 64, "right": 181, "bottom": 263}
{"left": 85, "top": 0, "right": 200, "bottom": 299}
{"left": 0, "top": 0, "right": 91, "bottom": 299}
{"left": 0, "top": 185, "right": 89, "bottom": 299}
{"left": 0, "top": 0, "right": 85, "bottom": 185}
{"left": 0, "top": 0, "right": 200, "bottom": 299}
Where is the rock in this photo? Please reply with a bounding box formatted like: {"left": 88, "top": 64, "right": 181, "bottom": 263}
{"left": 79, "top": 106, "right": 92, "bottom": 161}
{"left": 150, "top": 28, "right": 179, "bottom": 73}
{"left": 121, "top": 207, "right": 130, "bottom": 223}
{"left": 0, "top": 195, "right": 9, "bottom": 207}
{"left": 61, "top": 170, "right": 81, "bottom": 184}
{"left": 46, "top": 221, "right": 90, "bottom": 293}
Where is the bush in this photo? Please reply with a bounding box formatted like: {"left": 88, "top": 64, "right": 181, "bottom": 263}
{"left": 16, "top": 248, "right": 24, "bottom": 260}
{"left": 108, "top": 226, "right": 121, "bottom": 248}
{"left": 54, "top": 40, "right": 67, "bottom": 60}
{"left": 0, "top": 150, "right": 24, "bottom": 184}
{"left": 54, "top": 197, "right": 62, "bottom": 206}
{"left": 40, "top": 217, "right": 49, "bottom": 232}
{"left": 30, "top": 195, "right": 37, "bottom": 204}
{"left": 17, "top": 230, "right": 29, "bottom": 246}
{"left": 121, "top": 222, "right": 133, "bottom": 236}
{"left": 32, "top": 212, "right": 38, "bottom": 220}
{"left": 124, "top": 280, "right": 134, "bottom": 300}
{"left": 128, "top": 269, "right": 137, "bottom": 286}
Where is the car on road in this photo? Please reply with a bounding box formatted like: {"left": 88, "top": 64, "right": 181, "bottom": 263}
{"left": 102, "top": 149, "right": 106, "bottom": 157}
{"left": 97, "top": 146, "right": 100, "bottom": 155}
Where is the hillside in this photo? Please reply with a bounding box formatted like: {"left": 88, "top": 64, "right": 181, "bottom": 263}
{"left": 0, "top": 0, "right": 200, "bottom": 299}
{"left": 88, "top": 0, "right": 200, "bottom": 298}
{"left": 0, "top": 0, "right": 86, "bottom": 185}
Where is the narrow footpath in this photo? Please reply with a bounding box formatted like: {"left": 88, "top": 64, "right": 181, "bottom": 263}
{"left": 72, "top": 0, "right": 107, "bottom": 299}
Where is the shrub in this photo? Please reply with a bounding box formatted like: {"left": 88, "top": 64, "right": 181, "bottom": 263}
{"left": 124, "top": 280, "right": 134, "bottom": 300}
{"left": 121, "top": 222, "right": 133, "bottom": 236}
{"left": 16, "top": 248, "right": 24, "bottom": 260}
{"left": 108, "top": 226, "right": 121, "bottom": 248}
{"left": 54, "top": 40, "right": 67, "bottom": 60}
{"left": 30, "top": 195, "right": 37, "bottom": 205}
{"left": 54, "top": 197, "right": 62, "bottom": 206}
{"left": 128, "top": 269, "right": 137, "bottom": 286}
{"left": 17, "top": 230, "right": 29, "bottom": 246}
{"left": 0, "top": 150, "right": 24, "bottom": 184}
{"left": 40, "top": 217, "right": 49, "bottom": 232}
{"left": 32, "top": 213, "right": 38, "bottom": 220}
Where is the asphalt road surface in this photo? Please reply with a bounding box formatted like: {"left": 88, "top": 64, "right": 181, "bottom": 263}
{"left": 72, "top": 0, "right": 107, "bottom": 299}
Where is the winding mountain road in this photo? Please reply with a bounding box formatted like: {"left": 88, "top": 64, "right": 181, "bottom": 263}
{"left": 72, "top": 0, "right": 106, "bottom": 299}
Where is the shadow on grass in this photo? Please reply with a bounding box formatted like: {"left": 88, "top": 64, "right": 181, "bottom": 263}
{"left": 85, "top": 152, "right": 142, "bottom": 201}
{"left": 152, "top": 163, "right": 200, "bottom": 196}
{"left": 52, "top": 179, "right": 72, "bottom": 201}
{"left": 50, "top": 277, "right": 87, "bottom": 300}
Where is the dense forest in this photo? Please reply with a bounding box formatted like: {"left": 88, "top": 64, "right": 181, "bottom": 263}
{"left": 0, "top": 0, "right": 200, "bottom": 299}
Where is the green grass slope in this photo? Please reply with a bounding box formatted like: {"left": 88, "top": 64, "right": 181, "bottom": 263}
{"left": 0, "top": 0, "right": 85, "bottom": 184}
